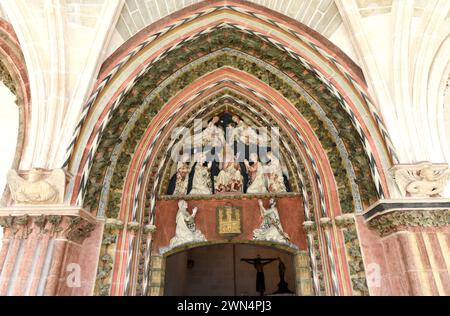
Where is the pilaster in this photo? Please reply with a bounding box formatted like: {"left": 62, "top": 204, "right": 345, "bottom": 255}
{"left": 363, "top": 199, "right": 450, "bottom": 296}
{"left": 0, "top": 206, "right": 96, "bottom": 296}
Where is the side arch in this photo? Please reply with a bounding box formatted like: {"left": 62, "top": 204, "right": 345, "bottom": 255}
{"left": 0, "top": 18, "right": 30, "bottom": 201}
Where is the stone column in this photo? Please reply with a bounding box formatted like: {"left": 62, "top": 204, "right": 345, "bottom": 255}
{"left": 141, "top": 224, "right": 157, "bottom": 296}
{"left": 94, "top": 218, "right": 123, "bottom": 296}
{"left": 0, "top": 207, "right": 96, "bottom": 296}
{"left": 0, "top": 168, "right": 97, "bottom": 296}
{"left": 294, "top": 251, "right": 314, "bottom": 296}
{"left": 149, "top": 255, "right": 165, "bottom": 296}
{"left": 335, "top": 214, "right": 369, "bottom": 296}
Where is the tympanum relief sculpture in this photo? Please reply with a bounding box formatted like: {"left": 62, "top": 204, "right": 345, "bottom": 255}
{"left": 390, "top": 162, "right": 450, "bottom": 197}
{"left": 7, "top": 169, "right": 66, "bottom": 205}
{"left": 166, "top": 112, "right": 291, "bottom": 196}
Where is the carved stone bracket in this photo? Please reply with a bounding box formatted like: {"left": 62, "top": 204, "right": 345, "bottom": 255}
{"left": 0, "top": 206, "right": 96, "bottom": 244}
{"left": 364, "top": 199, "right": 450, "bottom": 237}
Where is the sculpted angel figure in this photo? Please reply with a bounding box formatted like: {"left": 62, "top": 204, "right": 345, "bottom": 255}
{"left": 189, "top": 153, "right": 212, "bottom": 195}
{"left": 264, "top": 151, "right": 287, "bottom": 194}
{"left": 245, "top": 153, "right": 268, "bottom": 194}
{"left": 7, "top": 169, "right": 66, "bottom": 205}
{"left": 169, "top": 200, "right": 206, "bottom": 248}
{"left": 202, "top": 116, "right": 225, "bottom": 148}
{"left": 253, "top": 199, "right": 290, "bottom": 243}
{"left": 231, "top": 115, "right": 259, "bottom": 146}
{"left": 392, "top": 163, "right": 450, "bottom": 197}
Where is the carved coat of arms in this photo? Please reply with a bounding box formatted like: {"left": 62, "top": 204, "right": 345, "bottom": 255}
{"left": 216, "top": 205, "right": 242, "bottom": 238}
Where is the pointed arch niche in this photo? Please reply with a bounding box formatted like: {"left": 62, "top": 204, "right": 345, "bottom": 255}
{"left": 65, "top": 0, "right": 396, "bottom": 296}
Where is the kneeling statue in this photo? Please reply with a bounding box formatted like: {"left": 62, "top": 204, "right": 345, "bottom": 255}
{"left": 169, "top": 200, "right": 206, "bottom": 248}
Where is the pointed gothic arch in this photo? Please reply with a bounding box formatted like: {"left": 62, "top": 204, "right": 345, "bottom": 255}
{"left": 64, "top": 0, "right": 398, "bottom": 296}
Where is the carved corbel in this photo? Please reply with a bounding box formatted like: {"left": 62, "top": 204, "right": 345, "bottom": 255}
{"left": 7, "top": 169, "right": 68, "bottom": 205}
{"left": 390, "top": 162, "right": 450, "bottom": 198}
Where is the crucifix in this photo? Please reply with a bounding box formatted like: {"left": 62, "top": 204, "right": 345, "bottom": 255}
{"left": 241, "top": 255, "right": 277, "bottom": 296}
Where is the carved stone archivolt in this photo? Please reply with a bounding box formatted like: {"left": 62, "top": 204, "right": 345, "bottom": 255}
{"left": 0, "top": 207, "right": 96, "bottom": 243}
{"left": 390, "top": 162, "right": 450, "bottom": 198}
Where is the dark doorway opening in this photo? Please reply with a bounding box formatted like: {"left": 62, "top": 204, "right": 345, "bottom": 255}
{"left": 164, "top": 243, "right": 296, "bottom": 296}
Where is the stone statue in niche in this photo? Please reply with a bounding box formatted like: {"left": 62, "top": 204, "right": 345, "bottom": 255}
{"left": 391, "top": 162, "right": 450, "bottom": 197}
{"left": 245, "top": 153, "right": 268, "bottom": 194}
{"left": 7, "top": 169, "right": 66, "bottom": 205}
{"left": 253, "top": 199, "right": 290, "bottom": 243}
{"left": 264, "top": 151, "right": 287, "bottom": 194}
{"left": 169, "top": 200, "right": 206, "bottom": 248}
{"left": 189, "top": 153, "right": 212, "bottom": 195}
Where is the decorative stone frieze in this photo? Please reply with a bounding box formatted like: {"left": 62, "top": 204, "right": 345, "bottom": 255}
{"left": 364, "top": 199, "right": 450, "bottom": 237}
{"left": 368, "top": 209, "right": 450, "bottom": 237}
{"left": 390, "top": 162, "right": 450, "bottom": 198}
{"left": 0, "top": 207, "right": 96, "bottom": 243}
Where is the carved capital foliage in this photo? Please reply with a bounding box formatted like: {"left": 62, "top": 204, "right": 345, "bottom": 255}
{"left": 335, "top": 214, "right": 355, "bottom": 228}
{"left": 319, "top": 217, "right": 332, "bottom": 228}
{"left": 143, "top": 224, "right": 157, "bottom": 235}
{"left": 104, "top": 218, "right": 124, "bottom": 231}
{"left": 368, "top": 209, "right": 450, "bottom": 237}
{"left": 126, "top": 221, "right": 141, "bottom": 232}
{"left": 390, "top": 162, "right": 450, "bottom": 198}
{"left": 302, "top": 220, "right": 317, "bottom": 234}
{"left": 0, "top": 208, "right": 96, "bottom": 244}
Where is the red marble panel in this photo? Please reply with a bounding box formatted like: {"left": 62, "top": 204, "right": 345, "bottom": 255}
{"left": 355, "top": 215, "right": 393, "bottom": 295}
{"left": 152, "top": 196, "right": 306, "bottom": 253}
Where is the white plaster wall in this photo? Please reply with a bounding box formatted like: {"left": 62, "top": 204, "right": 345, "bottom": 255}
{"left": 329, "top": 22, "right": 360, "bottom": 67}
{"left": 0, "top": 81, "right": 19, "bottom": 249}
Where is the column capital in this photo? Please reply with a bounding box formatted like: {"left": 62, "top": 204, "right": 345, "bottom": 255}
{"left": 0, "top": 206, "right": 96, "bottom": 244}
